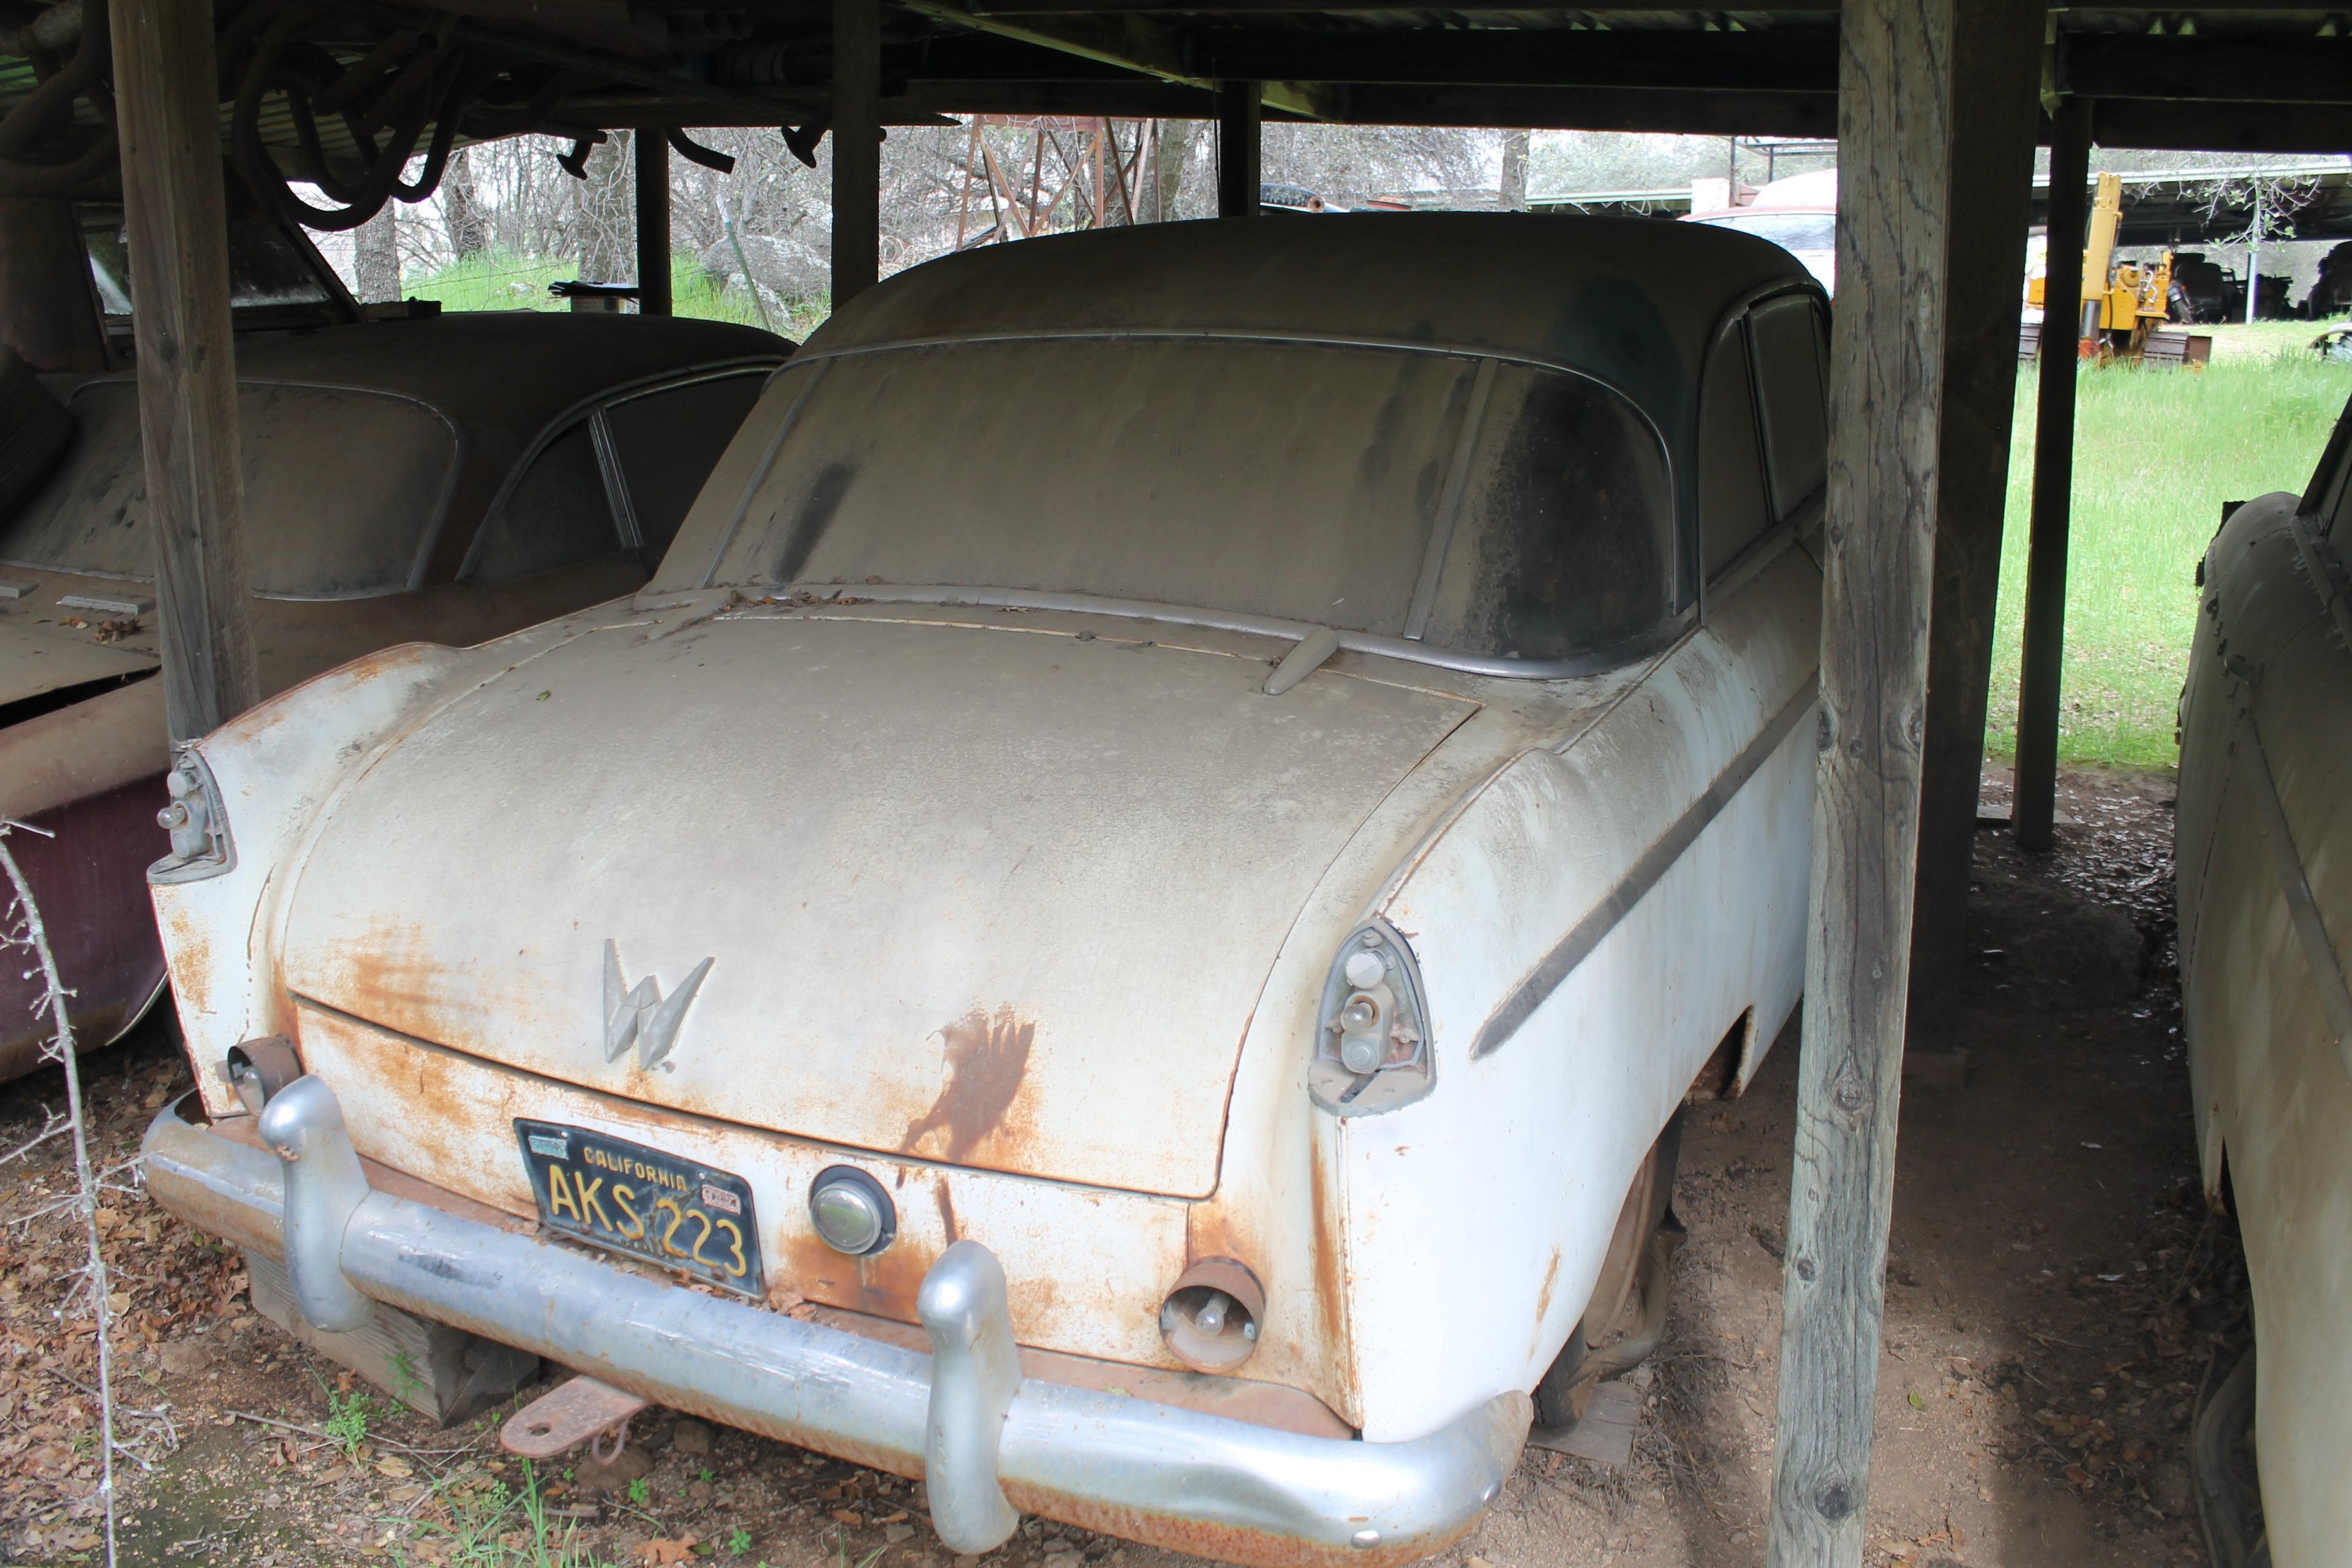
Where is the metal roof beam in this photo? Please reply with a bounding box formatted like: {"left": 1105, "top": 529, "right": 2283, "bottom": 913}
{"left": 894, "top": 1, "right": 1337, "bottom": 115}
{"left": 2092, "top": 94, "right": 2352, "bottom": 149}
{"left": 1189, "top": 27, "right": 1835, "bottom": 88}
{"left": 1324, "top": 81, "right": 1834, "bottom": 134}
{"left": 2069, "top": 34, "right": 2352, "bottom": 103}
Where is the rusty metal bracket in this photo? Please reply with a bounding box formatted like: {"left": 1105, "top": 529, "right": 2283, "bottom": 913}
{"left": 501, "top": 1375, "right": 653, "bottom": 1461}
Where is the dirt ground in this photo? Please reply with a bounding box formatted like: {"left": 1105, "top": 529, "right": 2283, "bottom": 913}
{"left": 0, "top": 765, "right": 2249, "bottom": 1568}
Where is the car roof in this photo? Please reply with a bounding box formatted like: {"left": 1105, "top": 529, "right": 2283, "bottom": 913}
{"left": 214, "top": 312, "right": 791, "bottom": 434}
{"left": 810, "top": 213, "right": 1815, "bottom": 442}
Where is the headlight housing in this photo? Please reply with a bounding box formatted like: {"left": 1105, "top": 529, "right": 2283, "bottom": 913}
{"left": 1308, "top": 918, "right": 1434, "bottom": 1115}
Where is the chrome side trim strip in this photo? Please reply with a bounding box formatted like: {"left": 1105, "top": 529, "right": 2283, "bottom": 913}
{"left": 752, "top": 583, "right": 1683, "bottom": 682}
{"left": 1469, "top": 676, "right": 1819, "bottom": 1060}
{"left": 588, "top": 407, "right": 644, "bottom": 551}
{"left": 2239, "top": 710, "right": 2352, "bottom": 1085}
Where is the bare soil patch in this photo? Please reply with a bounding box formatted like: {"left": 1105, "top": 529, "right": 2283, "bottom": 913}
{"left": 0, "top": 766, "right": 2244, "bottom": 1567}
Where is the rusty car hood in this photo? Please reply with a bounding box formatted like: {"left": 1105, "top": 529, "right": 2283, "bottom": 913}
{"left": 278, "top": 610, "right": 1479, "bottom": 1197}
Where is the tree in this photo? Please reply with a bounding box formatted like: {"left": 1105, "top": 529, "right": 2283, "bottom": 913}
{"left": 442, "top": 145, "right": 489, "bottom": 260}
{"left": 353, "top": 203, "right": 400, "bottom": 302}
{"left": 571, "top": 130, "right": 635, "bottom": 283}
{"left": 1499, "top": 129, "right": 1529, "bottom": 211}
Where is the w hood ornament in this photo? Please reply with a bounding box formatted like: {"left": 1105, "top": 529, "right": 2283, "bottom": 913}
{"left": 604, "top": 940, "right": 714, "bottom": 1070}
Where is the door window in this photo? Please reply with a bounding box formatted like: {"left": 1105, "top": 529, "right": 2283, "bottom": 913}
{"left": 604, "top": 372, "right": 772, "bottom": 565}
{"left": 467, "top": 421, "right": 618, "bottom": 586}
{"left": 1699, "top": 325, "right": 1771, "bottom": 579}
{"left": 1749, "top": 294, "right": 1829, "bottom": 523}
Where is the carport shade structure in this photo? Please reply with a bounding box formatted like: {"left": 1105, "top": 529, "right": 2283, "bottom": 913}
{"left": 8, "top": 1, "right": 2351, "bottom": 1561}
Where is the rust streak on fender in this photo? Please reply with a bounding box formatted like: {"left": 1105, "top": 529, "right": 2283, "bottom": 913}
{"left": 1529, "top": 1247, "right": 1562, "bottom": 1360}
{"left": 1308, "top": 1153, "right": 1348, "bottom": 1365}
{"left": 900, "top": 1005, "right": 1035, "bottom": 1163}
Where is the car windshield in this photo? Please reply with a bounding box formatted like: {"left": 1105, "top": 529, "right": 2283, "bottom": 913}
{"left": 1698, "top": 211, "right": 1835, "bottom": 254}
{"left": 697, "top": 336, "right": 1676, "bottom": 663}
{"left": 0, "top": 381, "right": 453, "bottom": 598}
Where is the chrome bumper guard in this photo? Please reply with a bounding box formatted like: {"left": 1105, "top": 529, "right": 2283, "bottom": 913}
{"left": 143, "top": 1080, "right": 1528, "bottom": 1568}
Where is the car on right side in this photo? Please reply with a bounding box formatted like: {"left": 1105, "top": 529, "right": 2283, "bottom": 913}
{"left": 2175, "top": 388, "right": 2352, "bottom": 1568}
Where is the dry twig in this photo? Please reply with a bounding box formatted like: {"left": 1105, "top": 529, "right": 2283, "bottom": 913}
{"left": 0, "top": 828, "right": 118, "bottom": 1566}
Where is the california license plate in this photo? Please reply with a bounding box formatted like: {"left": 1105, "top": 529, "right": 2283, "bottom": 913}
{"left": 514, "top": 1120, "right": 764, "bottom": 1297}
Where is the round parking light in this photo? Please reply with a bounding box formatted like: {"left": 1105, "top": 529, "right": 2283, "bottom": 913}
{"left": 809, "top": 1166, "right": 896, "bottom": 1256}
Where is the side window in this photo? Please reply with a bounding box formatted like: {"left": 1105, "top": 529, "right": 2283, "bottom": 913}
{"left": 1698, "top": 324, "right": 1770, "bottom": 579}
{"left": 2306, "top": 399, "right": 2352, "bottom": 538}
{"left": 467, "top": 421, "right": 619, "bottom": 586}
{"left": 1749, "top": 295, "right": 1829, "bottom": 523}
{"left": 603, "top": 372, "right": 772, "bottom": 565}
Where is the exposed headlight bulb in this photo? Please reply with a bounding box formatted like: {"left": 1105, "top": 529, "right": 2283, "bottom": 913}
{"left": 1337, "top": 992, "right": 1386, "bottom": 1072}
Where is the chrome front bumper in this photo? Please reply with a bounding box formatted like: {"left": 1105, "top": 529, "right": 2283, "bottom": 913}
{"left": 143, "top": 1080, "right": 1528, "bottom": 1568}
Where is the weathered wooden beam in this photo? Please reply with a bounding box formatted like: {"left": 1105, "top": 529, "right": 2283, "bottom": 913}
{"left": 834, "top": 0, "right": 881, "bottom": 306}
{"left": 967, "top": 0, "right": 2350, "bottom": 9}
{"left": 108, "top": 0, "right": 258, "bottom": 743}
{"left": 1216, "top": 79, "right": 1261, "bottom": 216}
{"left": 2011, "top": 97, "right": 2092, "bottom": 856}
{"left": 891, "top": 81, "right": 1221, "bottom": 119}
{"left": 1766, "top": 0, "right": 1983, "bottom": 1558}
{"left": 2070, "top": 34, "right": 2352, "bottom": 104}
{"left": 1904, "top": 1, "right": 2045, "bottom": 1036}
{"left": 0, "top": 197, "right": 108, "bottom": 372}
{"left": 895, "top": 0, "right": 1332, "bottom": 116}
{"left": 635, "top": 130, "right": 672, "bottom": 316}
{"left": 1194, "top": 28, "right": 1837, "bottom": 90}
{"left": 1327, "top": 83, "right": 1836, "bottom": 137}
{"left": 968, "top": 0, "right": 1843, "bottom": 10}
{"left": 2090, "top": 95, "right": 2352, "bottom": 153}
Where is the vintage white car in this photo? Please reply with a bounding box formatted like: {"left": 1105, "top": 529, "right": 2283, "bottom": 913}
{"left": 2176, "top": 392, "right": 2352, "bottom": 1568}
{"left": 141, "top": 214, "right": 1826, "bottom": 1565}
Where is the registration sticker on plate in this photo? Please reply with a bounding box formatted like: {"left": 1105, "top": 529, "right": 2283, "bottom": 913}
{"left": 513, "top": 1120, "right": 764, "bottom": 1297}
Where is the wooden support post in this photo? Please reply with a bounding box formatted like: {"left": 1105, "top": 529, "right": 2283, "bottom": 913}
{"left": 1215, "top": 81, "right": 1261, "bottom": 217}
{"left": 832, "top": 0, "right": 881, "bottom": 306}
{"left": 1902, "top": 4, "right": 2046, "bottom": 1035}
{"left": 0, "top": 198, "right": 108, "bottom": 372}
{"left": 1766, "top": 0, "right": 1986, "bottom": 1559}
{"left": 109, "top": 0, "right": 258, "bottom": 743}
{"left": 2012, "top": 97, "right": 2093, "bottom": 854}
{"left": 636, "top": 130, "right": 673, "bottom": 317}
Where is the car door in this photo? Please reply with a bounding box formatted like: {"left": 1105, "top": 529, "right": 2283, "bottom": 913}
{"left": 2174, "top": 398, "right": 2352, "bottom": 1567}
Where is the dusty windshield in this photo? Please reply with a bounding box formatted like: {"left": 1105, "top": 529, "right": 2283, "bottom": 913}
{"left": 701, "top": 336, "right": 1676, "bottom": 662}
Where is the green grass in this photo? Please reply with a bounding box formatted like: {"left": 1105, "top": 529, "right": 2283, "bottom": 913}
{"left": 406, "top": 249, "right": 831, "bottom": 340}
{"left": 1983, "top": 323, "right": 2352, "bottom": 769}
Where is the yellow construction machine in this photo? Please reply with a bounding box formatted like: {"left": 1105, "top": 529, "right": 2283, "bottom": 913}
{"left": 2029, "top": 172, "right": 2201, "bottom": 363}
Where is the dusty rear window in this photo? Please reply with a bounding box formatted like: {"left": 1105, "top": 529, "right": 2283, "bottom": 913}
{"left": 0, "top": 382, "right": 453, "bottom": 598}
{"left": 701, "top": 337, "right": 1675, "bottom": 662}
